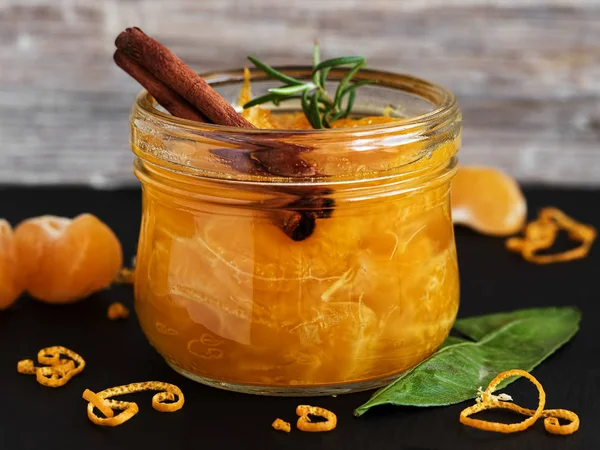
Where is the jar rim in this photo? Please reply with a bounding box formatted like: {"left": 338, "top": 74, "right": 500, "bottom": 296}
{"left": 131, "top": 67, "right": 460, "bottom": 185}
{"left": 133, "top": 66, "right": 459, "bottom": 137}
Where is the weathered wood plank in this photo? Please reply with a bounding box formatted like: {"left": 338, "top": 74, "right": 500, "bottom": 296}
{"left": 0, "top": 0, "right": 599, "bottom": 185}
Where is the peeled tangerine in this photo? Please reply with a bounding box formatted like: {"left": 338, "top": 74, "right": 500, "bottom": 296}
{"left": 0, "top": 220, "right": 23, "bottom": 309}
{"left": 14, "top": 214, "right": 123, "bottom": 304}
{"left": 451, "top": 166, "right": 527, "bottom": 236}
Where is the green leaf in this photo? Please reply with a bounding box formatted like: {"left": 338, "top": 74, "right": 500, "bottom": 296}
{"left": 268, "top": 83, "right": 315, "bottom": 96}
{"left": 438, "top": 335, "right": 468, "bottom": 350}
{"left": 354, "top": 307, "right": 580, "bottom": 416}
{"left": 455, "top": 307, "right": 580, "bottom": 341}
{"left": 314, "top": 56, "right": 365, "bottom": 72}
{"left": 247, "top": 56, "right": 304, "bottom": 86}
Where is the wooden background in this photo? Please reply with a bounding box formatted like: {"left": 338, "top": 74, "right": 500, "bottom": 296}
{"left": 1, "top": 0, "right": 599, "bottom": 187}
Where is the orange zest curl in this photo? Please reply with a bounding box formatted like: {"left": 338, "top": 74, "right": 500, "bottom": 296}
{"left": 272, "top": 418, "right": 291, "bottom": 433}
{"left": 107, "top": 302, "right": 130, "bottom": 320}
{"left": 296, "top": 405, "right": 337, "bottom": 432}
{"left": 506, "top": 207, "right": 596, "bottom": 264}
{"left": 17, "top": 346, "right": 85, "bottom": 387}
{"left": 540, "top": 409, "right": 580, "bottom": 435}
{"left": 460, "top": 369, "right": 546, "bottom": 433}
{"left": 83, "top": 381, "right": 184, "bottom": 427}
{"left": 460, "top": 369, "right": 579, "bottom": 435}
{"left": 83, "top": 389, "right": 115, "bottom": 419}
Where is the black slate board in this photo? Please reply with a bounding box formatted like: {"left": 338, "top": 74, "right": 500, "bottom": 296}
{"left": 0, "top": 186, "right": 598, "bottom": 450}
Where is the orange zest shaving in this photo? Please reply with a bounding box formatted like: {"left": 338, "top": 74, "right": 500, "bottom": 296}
{"left": 17, "top": 359, "right": 35, "bottom": 375}
{"left": 460, "top": 369, "right": 579, "bottom": 435}
{"left": 272, "top": 418, "right": 291, "bottom": 433}
{"left": 506, "top": 207, "right": 596, "bottom": 264}
{"left": 107, "top": 302, "right": 130, "bottom": 320}
{"left": 238, "top": 67, "right": 252, "bottom": 108}
{"left": 114, "top": 267, "right": 135, "bottom": 285}
{"left": 17, "top": 346, "right": 85, "bottom": 387}
{"left": 83, "top": 381, "right": 184, "bottom": 427}
{"left": 296, "top": 405, "right": 337, "bottom": 432}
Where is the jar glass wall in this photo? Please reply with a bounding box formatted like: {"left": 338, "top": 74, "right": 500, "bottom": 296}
{"left": 130, "top": 68, "right": 462, "bottom": 396}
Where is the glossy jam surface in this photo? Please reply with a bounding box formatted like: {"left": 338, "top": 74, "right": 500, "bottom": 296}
{"left": 133, "top": 106, "right": 460, "bottom": 388}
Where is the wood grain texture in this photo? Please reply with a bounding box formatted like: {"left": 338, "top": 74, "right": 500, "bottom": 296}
{"left": 1, "top": 0, "right": 599, "bottom": 186}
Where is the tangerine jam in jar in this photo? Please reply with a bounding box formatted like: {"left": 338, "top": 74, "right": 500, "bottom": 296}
{"left": 131, "top": 67, "right": 461, "bottom": 395}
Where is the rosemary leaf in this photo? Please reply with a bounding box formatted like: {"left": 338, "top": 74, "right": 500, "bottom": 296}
{"left": 243, "top": 93, "right": 278, "bottom": 109}
{"left": 301, "top": 90, "right": 311, "bottom": 123}
{"left": 335, "top": 61, "right": 365, "bottom": 109}
{"left": 341, "top": 88, "right": 356, "bottom": 119}
{"left": 244, "top": 94, "right": 304, "bottom": 109}
{"left": 247, "top": 48, "right": 370, "bottom": 129}
{"left": 247, "top": 56, "right": 304, "bottom": 86}
{"left": 319, "top": 67, "right": 331, "bottom": 90}
{"left": 314, "top": 56, "right": 365, "bottom": 72}
{"left": 269, "top": 83, "right": 316, "bottom": 96}
{"left": 313, "top": 42, "right": 320, "bottom": 68}
{"left": 312, "top": 42, "right": 320, "bottom": 86}
{"left": 341, "top": 79, "right": 377, "bottom": 97}
{"left": 309, "top": 92, "right": 323, "bottom": 129}
{"left": 330, "top": 86, "right": 353, "bottom": 121}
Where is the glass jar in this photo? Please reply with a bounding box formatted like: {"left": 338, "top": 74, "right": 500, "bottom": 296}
{"left": 130, "top": 67, "right": 461, "bottom": 396}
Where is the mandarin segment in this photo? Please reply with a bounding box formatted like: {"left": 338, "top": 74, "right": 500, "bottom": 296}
{"left": 14, "top": 214, "right": 123, "bottom": 304}
{"left": 451, "top": 166, "right": 526, "bottom": 236}
{"left": 0, "top": 219, "right": 23, "bottom": 309}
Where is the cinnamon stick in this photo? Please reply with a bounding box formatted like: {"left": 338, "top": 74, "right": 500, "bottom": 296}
{"left": 116, "top": 27, "right": 251, "bottom": 128}
{"left": 114, "top": 50, "right": 208, "bottom": 123}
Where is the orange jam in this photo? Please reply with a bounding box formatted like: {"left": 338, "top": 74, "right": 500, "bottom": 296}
{"left": 131, "top": 67, "right": 461, "bottom": 394}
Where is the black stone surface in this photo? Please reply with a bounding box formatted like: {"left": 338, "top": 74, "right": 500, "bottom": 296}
{"left": 0, "top": 186, "right": 598, "bottom": 450}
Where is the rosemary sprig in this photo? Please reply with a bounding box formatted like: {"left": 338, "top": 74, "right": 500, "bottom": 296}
{"left": 244, "top": 44, "right": 374, "bottom": 129}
